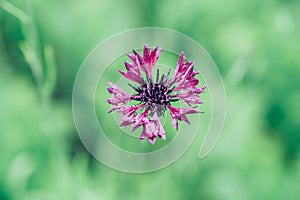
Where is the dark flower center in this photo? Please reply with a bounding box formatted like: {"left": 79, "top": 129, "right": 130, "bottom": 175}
{"left": 132, "top": 83, "right": 177, "bottom": 106}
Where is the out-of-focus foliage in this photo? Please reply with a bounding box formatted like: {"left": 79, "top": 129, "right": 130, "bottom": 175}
{"left": 1, "top": 0, "right": 300, "bottom": 199}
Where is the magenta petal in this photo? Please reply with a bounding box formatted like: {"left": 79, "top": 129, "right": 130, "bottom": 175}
{"left": 151, "top": 47, "right": 163, "bottom": 66}
{"left": 124, "top": 61, "right": 135, "bottom": 71}
{"left": 139, "top": 116, "right": 166, "bottom": 144}
{"left": 135, "top": 111, "right": 166, "bottom": 143}
{"left": 117, "top": 105, "right": 145, "bottom": 127}
{"left": 177, "top": 91, "right": 192, "bottom": 98}
{"left": 149, "top": 46, "right": 158, "bottom": 65}
{"left": 173, "top": 78, "right": 199, "bottom": 91}
{"left": 120, "top": 114, "right": 135, "bottom": 126}
{"left": 167, "top": 105, "right": 201, "bottom": 130}
{"left": 124, "top": 61, "right": 141, "bottom": 77}
{"left": 133, "top": 50, "right": 144, "bottom": 66}
{"left": 177, "top": 52, "right": 186, "bottom": 67}
{"left": 158, "top": 132, "right": 166, "bottom": 140}
{"left": 184, "top": 107, "right": 202, "bottom": 114}
{"left": 127, "top": 53, "right": 138, "bottom": 66}
{"left": 167, "top": 52, "right": 187, "bottom": 85}
{"left": 148, "top": 135, "right": 157, "bottom": 144}
{"left": 140, "top": 131, "right": 146, "bottom": 141}
{"left": 177, "top": 91, "right": 204, "bottom": 105}
{"left": 152, "top": 113, "right": 166, "bottom": 140}
{"left": 195, "top": 85, "right": 206, "bottom": 93}
{"left": 118, "top": 104, "right": 145, "bottom": 115}
{"left": 107, "top": 88, "right": 113, "bottom": 94}
{"left": 108, "top": 105, "right": 124, "bottom": 113}
{"left": 143, "top": 44, "right": 150, "bottom": 63}
{"left": 125, "top": 45, "right": 163, "bottom": 80}
{"left": 172, "top": 117, "right": 178, "bottom": 130}
{"left": 107, "top": 82, "right": 132, "bottom": 105}
{"left": 183, "top": 96, "right": 203, "bottom": 105}
{"left": 190, "top": 79, "right": 199, "bottom": 86}
{"left": 107, "top": 99, "right": 113, "bottom": 103}
{"left": 119, "top": 70, "right": 144, "bottom": 85}
{"left": 107, "top": 81, "right": 117, "bottom": 88}
{"left": 133, "top": 108, "right": 149, "bottom": 130}
{"left": 179, "top": 115, "right": 190, "bottom": 124}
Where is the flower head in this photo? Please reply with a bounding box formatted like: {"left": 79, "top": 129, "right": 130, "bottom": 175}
{"left": 107, "top": 44, "right": 206, "bottom": 144}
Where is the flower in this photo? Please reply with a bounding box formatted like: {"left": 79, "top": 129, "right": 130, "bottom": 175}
{"left": 107, "top": 44, "right": 206, "bottom": 144}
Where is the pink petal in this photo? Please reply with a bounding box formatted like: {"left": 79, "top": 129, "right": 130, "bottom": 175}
{"left": 173, "top": 78, "right": 199, "bottom": 92}
{"left": 152, "top": 113, "right": 166, "bottom": 140}
{"left": 149, "top": 46, "right": 158, "bottom": 66}
{"left": 139, "top": 130, "right": 146, "bottom": 141}
{"left": 124, "top": 61, "right": 135, "bottom": 71}
{"left": 176, "top": 90, "right": 204, "bottom": 105}
{"left": 179, "top": 115, "right": 190, "bottom": 124}
{"left": 172, "top": 117, "right": 178, "bottom": 130}
{"left": 127, "top": 53, "right": 138, "bottom": 66}
{"left": 177, "top": 52, "right": 186, "bottom": 68}
{"left": 133, "top": 49, "right": 144, "bottom": 66}
{"left": 106, "top": 82, "right": 132, "bottom": 105}
{"left": 144, "top": 123, "right": 157, "bottom": 144}
{"left": 167, "top": 105, "right": 202, "bottom": 130}
{"left": 117, "top": 104, "right": 146, "bottom": 127}
{"left": 196, "top": 85, "right": 207, "bottom": 93}
{"left": 108, "top": 105, "right": 121, "bottom": 113}
{"left": 143, "top": 44, "right": 150, "bottom": 63}
{"left": 132, "top": 108, "right": 150, "bottom": 130}
{"left": 137, "top": 112, "right": 166, "bottom": 144}
{"left": 153, "top": 47, "right": 163, "bottom": 65}
{"left": 120, "top": 113, "right": 135, "bottom": 126}
{"left": 119, "top": 70, "right": 144, "bottom": 85}
{"left": 126, "top": 45, "right": 162, "bottom": 80}
{"left": 117, "top": 104, "right": 145, "bottom": 115}
{"left": 148, "top": 135, "right": 157, "bottom": 144}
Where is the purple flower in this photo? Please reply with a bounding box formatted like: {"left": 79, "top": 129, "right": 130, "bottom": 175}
{"left": 107, "top": 44, "right": 206, "bottom": 144}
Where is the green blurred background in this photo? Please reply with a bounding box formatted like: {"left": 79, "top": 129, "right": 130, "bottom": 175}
{"left": 1, "top": 0, "right": 300, "bottom": 199}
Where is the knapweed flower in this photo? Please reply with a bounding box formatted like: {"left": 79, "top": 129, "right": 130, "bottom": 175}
{"left": 107, "top": 44, "right": 206, "bottom": 144}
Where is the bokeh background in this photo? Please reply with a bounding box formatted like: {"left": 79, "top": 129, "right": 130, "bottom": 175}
{"left": 1, "top": 0, "right": 300, "bottom": 199}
